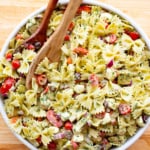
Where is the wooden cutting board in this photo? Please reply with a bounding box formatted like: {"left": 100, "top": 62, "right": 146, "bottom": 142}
{"left": 0, "top": 0, "right": 150, "bottom": 149}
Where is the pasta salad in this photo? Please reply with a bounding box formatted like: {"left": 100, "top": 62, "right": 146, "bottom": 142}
{"left": 0, "top": 4, "right": 150, "bottom": 150}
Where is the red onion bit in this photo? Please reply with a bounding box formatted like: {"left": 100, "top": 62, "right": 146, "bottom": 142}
{"left": 128, "top": 80, "right": 132, "bottom": 86}
{"left": 106, "top": 59, "right": 114, "bottom": 68}
{"left": 53, "top": 132, "right": 66, "bottom": 140}
{"left": 142, "top": 114, "right": 149, "bottom": 123}
{"left": 53, "top": 131, "right": 73, "bottom": 140}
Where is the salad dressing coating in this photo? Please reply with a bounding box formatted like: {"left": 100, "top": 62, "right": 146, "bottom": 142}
{"left": 0, "top": 4, "right": 150, "bottom": 150}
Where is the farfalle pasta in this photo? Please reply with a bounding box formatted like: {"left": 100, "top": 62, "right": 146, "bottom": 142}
{"left": 0, "top": 4, "right": 150, "bottom": 150}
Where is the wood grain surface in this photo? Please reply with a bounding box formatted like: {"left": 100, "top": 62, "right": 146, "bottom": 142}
{"left": 0, "top": 0, "right": 150, "bottom": 150}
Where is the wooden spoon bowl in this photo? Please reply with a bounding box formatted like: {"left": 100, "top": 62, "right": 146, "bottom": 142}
{"left": 15, "top": 0, "right": 58, "bottom": 53}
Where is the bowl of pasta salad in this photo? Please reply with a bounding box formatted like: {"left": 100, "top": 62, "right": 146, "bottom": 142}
{"left": 0, "top": 0, "right": 150, "bottom": 150}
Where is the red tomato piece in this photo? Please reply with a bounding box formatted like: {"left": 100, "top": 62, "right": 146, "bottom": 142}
{"left": 36, "top": 74, "right": 47, "bottom": 86}
{"left": 27, "top": 44, "right": 35, "bottom": 50}
{"left": 74, "top": 47, "right": 88, "bottom": 56}
{"left": 48, "top": 141, "right": 57, "bottom": 150}
{"left": 68, "top": 22, "right": 75, "bottom": 31}
{"left": 5, "top": 53, "right": 13, "bottom": 61}
{"left": 89, "top": 74, "right": 99, "bottom": 86}
{"left": 67, "top": 57, "right": 72, "bottom": 65}
{"left": 129, "top": 31, "right": 140, "bottom": 40}
{"left": 36, "top": 136, "right": 42, "bottom": 144}
{"left": 10, "top": 116, "right": 19, "bottom": 124}
{"left": 15, "top": 34, "right": 23, "bottom": 40}
{"left": 46, "top": 110, "right": 63, "bottom": 128}
{"left": 124, "top": 30, "right": 130, "bottom": 35}
{"left": 12, "top": 59, "right": 20, "bottom": 69}
{"left": 119, "top": 103, "right": 131, "bottom": 115}
{"left": 71, "top": 141, "right": 79, "bottom": 150}
{"left": 64, "top": 121, "right": 73, "bottom": 130}
{"left": 0, "top": 77, "right": 15, "bottom": 94}
{"left": 0, "top": 85, "right": 9, "bottom": 95}
{"left": 77, "top": 5, "right": 91, "bottom": 14}
{"left": 64, "top": 34, "right": 70, "bottom": 41}
{"left": 4, "top": 77, "right": 15, "bottom": 86}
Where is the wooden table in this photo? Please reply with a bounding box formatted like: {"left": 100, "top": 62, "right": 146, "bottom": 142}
{"left": 0, "top": 0, "right": 150, "bottom": 149}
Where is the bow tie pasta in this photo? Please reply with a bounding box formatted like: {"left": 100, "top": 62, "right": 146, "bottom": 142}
{"left": 1, "top": 4, "right": 150, "bottom": 150}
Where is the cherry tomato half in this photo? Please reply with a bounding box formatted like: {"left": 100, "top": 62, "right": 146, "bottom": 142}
{"left": 64, "top": 34, "right": 70, "bottom": 41}
{"left": 119, "top": 103, "right": 131, "bottom": 115}
{"left": 12, "top": 59, "right": 20, "bottom": 70}
{"left": 0, "top": 77, "right": 15, "bottom": 94}
{"left": 129, "top": 31, "right": 140, "bottom": 40}
{"left": 68, "top": 22, "right": 75, "bottom": 31}
{"left": 64, "top": 121, "right": 73, "bottom": 130}
{"left": 27, "top": 44, "right": 35, "bottom": 50}
{"left": 5, "top": 53, "right": 13, "bottom": 61}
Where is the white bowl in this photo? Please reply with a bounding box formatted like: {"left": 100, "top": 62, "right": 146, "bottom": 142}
{"left": 0, "top": 0, "right": 150, "bottom": 150}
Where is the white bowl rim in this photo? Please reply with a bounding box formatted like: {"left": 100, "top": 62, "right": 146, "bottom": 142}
{"left": 0, "top": 0, "right": 150, "bottom": 150}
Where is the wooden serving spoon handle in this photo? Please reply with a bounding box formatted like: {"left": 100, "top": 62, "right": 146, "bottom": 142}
{"left": 46, "top": 0, "right": 83, "bottom": 61}
{"left": 26, "top": 0, "right": 83, "bottom": 89}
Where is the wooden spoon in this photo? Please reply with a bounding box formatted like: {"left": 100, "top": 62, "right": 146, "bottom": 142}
{"left": 15, "top": 0, "right": 58, "bottom": 52}
{"left": 26, "top": 0, "right": 83, "bottom": 89}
